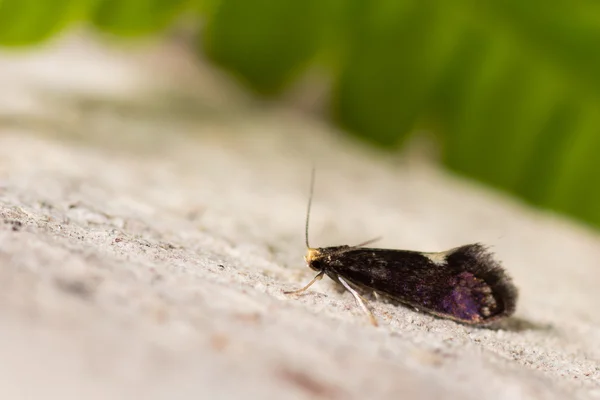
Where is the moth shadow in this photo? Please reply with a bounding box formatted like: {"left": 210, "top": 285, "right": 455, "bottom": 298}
{"left": 330, "top": 281, "right": 549, "bottom": 333}
{"left": 480, "top": 316, "right": 554, "bottom": 333}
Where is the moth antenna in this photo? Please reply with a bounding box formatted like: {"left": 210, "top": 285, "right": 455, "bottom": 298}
{"left": 353, "top": 236, "right": 382, "bottom": 248}
{"left": 305, "top": 167, "right": 316, "bottom": 249}
{"left": 323, "top": 237, "right": 382, "bottom": 258}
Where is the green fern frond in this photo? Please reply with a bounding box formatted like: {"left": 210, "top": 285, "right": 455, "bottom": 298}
{"left": 1, "top": 0, "right": 600, "bottom": 228}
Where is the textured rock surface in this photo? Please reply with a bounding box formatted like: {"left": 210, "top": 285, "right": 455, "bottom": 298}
{"left": 0, "top": 36, "right": 599, "bottom": 400}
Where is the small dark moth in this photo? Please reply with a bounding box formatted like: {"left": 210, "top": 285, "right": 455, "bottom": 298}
{"left": 285, "top": 170, "right": 518, "bottom": 326}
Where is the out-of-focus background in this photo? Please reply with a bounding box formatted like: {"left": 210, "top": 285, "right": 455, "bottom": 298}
{"left": 2, "top": 3, "right": 600, "bottom": 400}
{"left": 2, "top": 0, "right": 600, "bottom": 228}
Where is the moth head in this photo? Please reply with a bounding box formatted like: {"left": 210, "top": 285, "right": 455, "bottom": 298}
{"left": 305, "top": 248, "right": 324, "bottom": 271}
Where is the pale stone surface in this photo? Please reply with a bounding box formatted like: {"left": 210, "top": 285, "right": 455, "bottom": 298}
{"left": 0, "top": 35, "right": 599, "bottom": 400}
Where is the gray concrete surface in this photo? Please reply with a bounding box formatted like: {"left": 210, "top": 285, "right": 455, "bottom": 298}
{"left": 0, "top": 35, "right": 599, "bottom": 400}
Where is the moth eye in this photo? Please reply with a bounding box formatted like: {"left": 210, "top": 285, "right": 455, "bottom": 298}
{"left": 310, "top": 260, "right": 322, "bottom": 271}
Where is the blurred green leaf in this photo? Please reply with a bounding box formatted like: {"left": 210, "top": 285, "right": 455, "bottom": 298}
{"left": 92, "top": 0, "right": 189, "bottom": 36}
{"left": 2, "top": 0, "right": 600, "bottom": 229}
{"left": 0, "top": 0, "right": 85, "bottom": 45}
{"left": 429, "top": 1, "right": 600, "bottom": 226}
{"left": 203, "top": 0, "right": 324, "bottom": 95}
{"left": 333, "top": 1, "right": 462, "bottom": 147}
{"left": 545, "top": 104, "right": 600, "bottom": 221}
{"left": 329, "top": 0, "right": 600, "bottom": 228}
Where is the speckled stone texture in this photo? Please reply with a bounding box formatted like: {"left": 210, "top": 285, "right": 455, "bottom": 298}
{"left": 0, "top": 35, "right": 599, "bottom": 400}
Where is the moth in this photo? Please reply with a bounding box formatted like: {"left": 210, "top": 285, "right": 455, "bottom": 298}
{"left": 285, "top": 170, "right": 518, "bottom": 326}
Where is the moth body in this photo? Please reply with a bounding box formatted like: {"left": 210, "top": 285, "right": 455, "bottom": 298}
{"left": 304, "top": 244, "right": 517, "bottom": 325}
{"left": 285, "top": 169, "right": 518, "bottom": 326}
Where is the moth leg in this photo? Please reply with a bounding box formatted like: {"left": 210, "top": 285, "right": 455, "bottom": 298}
{"left": 284, "top": 271, "right": 325, "bottom": 295}
{"left": 337, "top": 276, "right": 378, "bottom": 327}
